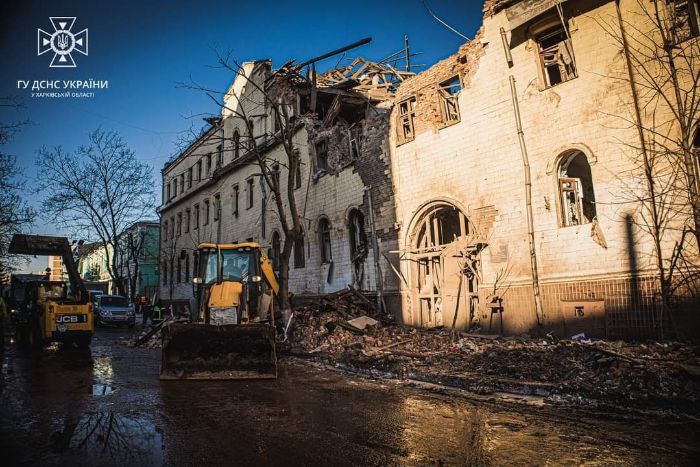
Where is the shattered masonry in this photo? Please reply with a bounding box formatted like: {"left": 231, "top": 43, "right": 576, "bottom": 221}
{"left": 159, "top": 0, "right": 700, "bottom": 339}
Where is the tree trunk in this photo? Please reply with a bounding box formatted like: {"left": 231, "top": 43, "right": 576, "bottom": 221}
{"left": 277, "top": 239, "right": 294, "bottom": 313}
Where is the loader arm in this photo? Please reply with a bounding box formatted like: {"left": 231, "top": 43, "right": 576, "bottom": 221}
{"left": 259, "top": 253, "right": 279, "bottom": 296}
{"left": 8, "top": 234, "right": 88, "bottom": 303}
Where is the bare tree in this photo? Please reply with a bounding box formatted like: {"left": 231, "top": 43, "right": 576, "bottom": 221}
{"left": 0, "top": 96, "right": 35, "bottom": 274}
{"left": 181, "top": 56, "right": 313, "bottom": 316}
{"left": 118, "top": 227, "right": 148, "bottom": 302}
{"left": 36, "top": 129, "right": 155, "bottom": 295}
{"left": 598, "top": 1, "right": 700, "bottom": 334}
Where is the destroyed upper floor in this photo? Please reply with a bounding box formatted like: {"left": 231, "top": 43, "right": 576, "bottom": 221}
{"left": 159, "top": 53, "right": 410, "bottom": 206}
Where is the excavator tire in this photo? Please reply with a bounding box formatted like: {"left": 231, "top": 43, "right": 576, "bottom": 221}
{"left": 160, "top": 322, "right": 277, "bottom": 380}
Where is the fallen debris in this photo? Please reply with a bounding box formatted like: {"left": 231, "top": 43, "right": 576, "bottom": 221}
{"left": 283, "top": 297, "right": 700, "bottom": 415}
{"left": 130, "top": 316, "right": 188, "bottom": 348}
{"left": 347, "top": 316, "right": 379, "bottom": 331}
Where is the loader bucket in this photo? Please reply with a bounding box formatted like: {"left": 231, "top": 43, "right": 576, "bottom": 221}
{"left": 160, "top": 323, "right": 277, "bottom": 380}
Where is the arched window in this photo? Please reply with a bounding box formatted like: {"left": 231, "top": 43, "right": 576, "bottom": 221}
{"left": 233, "top": 130, "right": 240, "bottom": 159}
{"left": 271, "top": 231, "right": 281, "bottom": 271}
{"left": 319, "top": 218, "right": 332, "bottom": 263}
{"left": 294, "top": 229, "right": 305, "bottom": 269}
{"left": 558, "top": 150, "right": 596, "bottom": 226}
{"left": 162, "top": 261, "right": 167, "bottom": 286}
{"left": 348, "top": 209, "right": 367, "bottom": 288}
{"left": 184, "top": 252, "right": 190, "bottom": 282}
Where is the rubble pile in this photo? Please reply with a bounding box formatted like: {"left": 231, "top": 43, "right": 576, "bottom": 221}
{"left": 285, "top": 298, "right": 700, "bottom": 413}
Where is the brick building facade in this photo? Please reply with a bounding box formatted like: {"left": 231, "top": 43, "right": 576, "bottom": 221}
{"left": 158, "top": 0, "right": 699, "bottom": 338}
{"left": 158, "top": 60, "right": 401, "bottom": 314}
{"left": 390, "top": 0, "right": 700, "bottom": 338}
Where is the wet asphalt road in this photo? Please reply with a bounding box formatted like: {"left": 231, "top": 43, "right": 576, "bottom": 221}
{"left": 1, "top": 327, "right": 699, "bottom": 466}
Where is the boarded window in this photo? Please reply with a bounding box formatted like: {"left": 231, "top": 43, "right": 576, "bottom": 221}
{"left": 558, "top": 151, "right": 596, "bottom": 226}
{"left": 397, "top": 97, "right": 416, "bottom": 144}
{"left": 319, "top": 218, "right": 332, "bottom": 263}
{"left": 316, "top": 140, "right": 328, "bottom": 171}
{"left": 294, "top": 232, "right": 305, "bottom": 269}
{"left": 439, "top": 76, "right": 461, "bottom": 123}
{"left": 536, "top": 24, "right": 576, "bottom": 88}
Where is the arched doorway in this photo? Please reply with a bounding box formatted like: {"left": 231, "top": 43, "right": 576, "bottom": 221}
{"left": 406, "top": 201, "right": 480, "bottom": 329}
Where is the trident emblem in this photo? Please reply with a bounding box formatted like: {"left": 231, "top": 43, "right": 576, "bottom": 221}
{"left": 38, "top": 17, "right": 88, "bottom": 68}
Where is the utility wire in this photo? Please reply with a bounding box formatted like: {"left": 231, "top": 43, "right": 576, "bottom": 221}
{"left": 420, "top": 0, "right": 470, "bottom": 41}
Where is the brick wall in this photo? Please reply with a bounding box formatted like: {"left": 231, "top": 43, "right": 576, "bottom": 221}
{"left": 388, "top": 0, "right": 700, "bottom": 337}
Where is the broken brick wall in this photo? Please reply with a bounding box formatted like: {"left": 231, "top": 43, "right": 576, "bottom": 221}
{"left": 303, "top": 102, "right": 400, "bottom": 308}
{"left": 391, "top": 37, "right": 485, "bottom": 137}
{"left": 388, "top": 0, "right": 699, "bottom": 337}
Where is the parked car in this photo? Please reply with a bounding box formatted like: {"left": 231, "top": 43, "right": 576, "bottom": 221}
{"left": 94, "top": 295, "right": 135, "bottom": 328}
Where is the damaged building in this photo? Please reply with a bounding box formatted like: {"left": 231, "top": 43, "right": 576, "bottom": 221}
{"left": 389, "top": 0, "right": 700, "bottom": 339}
{"left": 159, "top": 0, "right": 699, "bottom": 339}
{"left": 158, "top": 56, "right": 404, "bottom": 314}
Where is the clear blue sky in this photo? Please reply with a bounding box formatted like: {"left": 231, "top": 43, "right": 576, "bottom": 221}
{"left": 1, "top": 0, "right": 483, "bottom": 271}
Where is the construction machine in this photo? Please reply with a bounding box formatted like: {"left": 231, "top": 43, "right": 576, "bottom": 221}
{"left": 8, "top": 234, "right": 93, "bottom": 348}
{"left": 160, "top": 242, "right": 279, "bottom": 380}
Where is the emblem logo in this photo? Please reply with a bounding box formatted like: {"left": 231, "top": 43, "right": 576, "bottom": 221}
{"left": 37, "top": 17, "right": 88, "bottom": 68}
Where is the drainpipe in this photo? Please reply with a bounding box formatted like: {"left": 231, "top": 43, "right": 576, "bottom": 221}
{"left": 365, "top": 186, "right": 384, "bottom": 312}
{"left": 509, "top": 75, "right": 544, "bottom": 326}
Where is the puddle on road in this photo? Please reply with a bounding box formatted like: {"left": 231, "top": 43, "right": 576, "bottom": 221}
{"left": 91, "top": 383, "right": 115, "bottom": 395}
{"left": 51, "top": 411, "right": 163, "bottom": 466}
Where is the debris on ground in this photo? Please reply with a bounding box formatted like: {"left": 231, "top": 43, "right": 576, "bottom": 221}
{"left": 283, "top": 296, "right": 700, "bottom": 414}
{"left": 129, "top": 316, "right": 187, "bottom": 348}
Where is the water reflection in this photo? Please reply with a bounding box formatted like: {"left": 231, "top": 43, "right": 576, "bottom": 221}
{"left": 91, "top": 383, "right": 115, "bottom": 395}
{"left": 51, "top": 412, "right": 163, "bottom": 466}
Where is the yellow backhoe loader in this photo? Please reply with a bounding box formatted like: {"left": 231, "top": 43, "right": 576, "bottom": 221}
{"left": 160, "top": 242, "right": 279, "bottom": 380}
{"left": 8, "top": 234, "right": 93, "bottom": 348}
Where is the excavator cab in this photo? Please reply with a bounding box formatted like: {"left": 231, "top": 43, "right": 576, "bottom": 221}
{"left": 160, "top": 243, "right": 278, "bottom": 380}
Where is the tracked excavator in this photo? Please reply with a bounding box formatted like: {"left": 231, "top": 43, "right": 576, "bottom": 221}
{"left": 160, "top": 242, "right": 280, "bottom": 380}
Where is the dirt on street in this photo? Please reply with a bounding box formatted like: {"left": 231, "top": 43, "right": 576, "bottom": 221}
{"left": 1, "top": 327, "right": 699, "bottom": 466}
